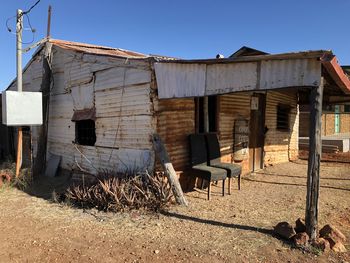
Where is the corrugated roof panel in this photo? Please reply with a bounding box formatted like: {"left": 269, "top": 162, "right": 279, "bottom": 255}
{"left": 155, "top": 63, "right": 206, "bottom": 98}
{"left": 260, "top": 58, "right": 321, "bottom": 89}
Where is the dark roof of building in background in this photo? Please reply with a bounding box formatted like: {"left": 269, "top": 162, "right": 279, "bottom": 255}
{"left": 342, "top": 66, "right": 350, "bottom": 76}
{"left": 229, "top": 46, "right": 269, "bottom": 58}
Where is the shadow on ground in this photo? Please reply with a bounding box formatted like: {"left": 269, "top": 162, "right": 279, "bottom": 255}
{"left": 24, "top": 169, "right": 72, "bottom": 200}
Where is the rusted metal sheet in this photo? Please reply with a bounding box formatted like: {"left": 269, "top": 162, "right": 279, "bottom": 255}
{"left": 71, "top": 108, "right": 96, "bottom": 121}
{"left": 156, "top": 98, "right": 195, "bottom": 171}
{"left": 218, "top": 92, "right": 251, "bottom": 156}
{"left": 50, "top": 39, "right": 148, "bottom": 59}
{"left": 154, "top": 63, "right": 206, "bottom": 98}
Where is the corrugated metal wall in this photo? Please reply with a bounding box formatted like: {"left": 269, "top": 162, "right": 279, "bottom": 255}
{"left": 155, "top": 98, "right": 195, "bottom": 172}
{"left": 47, "top": 47, "right": 155, "bottom": 174}
{"left": 264, "top": 90, "right": 299, "bottom": 165}
{"left": 218, "top": 92, "right": 251, "bottom": 173}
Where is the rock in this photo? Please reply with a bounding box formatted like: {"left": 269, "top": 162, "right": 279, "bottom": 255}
{"left": 295, "top": 218, "right": 306, "bottom": 233}
{"left": 274, "top": 222, "right": 296, "bottom": 239}
{"left": 332, "top": 242, "right": 347, "bottom": 253}
{"left": 312, "top": 238, "right": 330, "bottom": 253}
{"left": 319, "top": 224, "right": 346, "bottom": 244}
{"left": 154, "top": 250, "right": 160, "bottom": 254}
{"left": 293, "top": 232, "right": 309, "bottom": 247}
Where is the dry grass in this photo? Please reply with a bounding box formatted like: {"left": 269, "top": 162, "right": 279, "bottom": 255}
{"left": 65, "top": 171, "right": 172, "bottom": 212}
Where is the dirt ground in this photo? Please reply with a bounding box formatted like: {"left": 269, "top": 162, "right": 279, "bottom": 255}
{"left": 0, "top": 160, "right": 349, "bottom": 263}
{"left": 299, "top": 150, "right": 350, "bottom": 163}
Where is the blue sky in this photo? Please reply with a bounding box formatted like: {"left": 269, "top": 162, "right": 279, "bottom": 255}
{"left": 1, "top": 0, "right": 350, "bottom": 89}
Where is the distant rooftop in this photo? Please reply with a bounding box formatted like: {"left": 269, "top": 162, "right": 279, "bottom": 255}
{"left": 229, "top": 46, "right": 269, "bottom": 58}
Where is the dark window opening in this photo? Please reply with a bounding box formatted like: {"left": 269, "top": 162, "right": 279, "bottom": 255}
{"left": 276, "top": 104, "right": 290, "bottom": 131}
{"left": 195, "top": 96, "right": 217, "bottom": 133}
{"left": 75, "top": 120, "right": 96, "bottom": 146}
{"left": 344, "top": 104, "right": 350, "bottom": 113}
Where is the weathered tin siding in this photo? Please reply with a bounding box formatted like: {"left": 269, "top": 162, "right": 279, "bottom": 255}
{"left": 155, "top": 98, "right": 195, "bottom": 172}
{"left": 218, "top": 92, "right": 251, "bottom": 174}
{"left": 11, "top": 46, "right": 155, "bottom": 174}
{"left": 264, "top": 91, "right": 299, "bottom": 165}
{"left": 47, "top": 47, "right": 155, "bottom": 174}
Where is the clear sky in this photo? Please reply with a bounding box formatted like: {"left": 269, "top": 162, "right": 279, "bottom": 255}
{"left": 1, "top": 0, "right": 350, "bottom": 89}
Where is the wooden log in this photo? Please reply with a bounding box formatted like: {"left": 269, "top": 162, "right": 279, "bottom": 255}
{"left": 152, "top": 134, "right": 188, "bottom": 206}
{"left": 305, "top": 79, "right": 323, "bottom": 241}
{"left": 33, "top": 43, "right": 52, "bottom": 177}
{"left": 15, "top": 127, "right": 22, "bottom": 177}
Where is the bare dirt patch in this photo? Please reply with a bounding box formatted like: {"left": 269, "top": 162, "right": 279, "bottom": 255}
{"left": 0, "top": 161, "right": 349, "bottom": 262}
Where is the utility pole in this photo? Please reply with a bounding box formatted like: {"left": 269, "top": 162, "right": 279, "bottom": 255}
{"left": 15, "top": 9, "right": 23, "bottom": 177}
{"left": 46, "top": 5, "right": 51, "bottom": 38}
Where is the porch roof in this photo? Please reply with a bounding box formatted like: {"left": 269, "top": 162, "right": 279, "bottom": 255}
{"left": 154, "top": 50, "right": 350, "bottom": 99}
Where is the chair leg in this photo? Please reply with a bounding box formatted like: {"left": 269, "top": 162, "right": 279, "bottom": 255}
{"left": 222, "top": 179, "right": 225, "bottom": 197}
{"left": 228, "top": 177, "right": 231, "bottom": 195}
{"left": 201, "top": 178, "right": 204, "bottom": 189}
{"left": 238, "top": 174, "right": 241, "bottom": 190}
{"left": 208, "top": 181, "right": 211, "bottom": 200}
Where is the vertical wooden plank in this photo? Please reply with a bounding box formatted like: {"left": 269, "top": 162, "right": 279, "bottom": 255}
{"left": 305, "top": 78, "right": 323, "bottom": 241}
{"left": 203, "top": 96, "right": 209, "bottom": 133}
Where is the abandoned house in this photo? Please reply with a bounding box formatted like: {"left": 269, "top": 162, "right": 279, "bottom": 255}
{"left": 3, "top": 39, "right": 350, "bottom": 188}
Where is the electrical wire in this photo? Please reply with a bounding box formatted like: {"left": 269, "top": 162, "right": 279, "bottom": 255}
{"left": 5, "top": 0, "right": 41, "bottom": 44}
{"left": 22, "top": 0, "right": 41, "bottom": 15}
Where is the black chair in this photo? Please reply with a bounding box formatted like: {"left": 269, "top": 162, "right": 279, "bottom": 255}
{"left": 189, "top": 134, "right": 227, "bottom": 200}
{"left": 205, "top": 133, "right": 242, "bottom": 194}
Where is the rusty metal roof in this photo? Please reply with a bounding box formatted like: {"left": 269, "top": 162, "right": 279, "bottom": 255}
{"left": 49, "top": 39, "right": 148, "bottom": 58}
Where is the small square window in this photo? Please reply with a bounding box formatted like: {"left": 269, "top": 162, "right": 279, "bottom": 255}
{"left": 75, "top": 120, "right": 96, "bottom": 146}
{"left": 276, "top": 104, "right": 290, "bottom": 131}
{"left": 344, "top": 105, "right": 350, "bottom": 113}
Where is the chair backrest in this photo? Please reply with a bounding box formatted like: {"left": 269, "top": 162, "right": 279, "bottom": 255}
{"left": 189, "top": 134, "right": 208, "bottom": 166}
{"left": 205, "top": 133, "right": 222, "bottom": 165}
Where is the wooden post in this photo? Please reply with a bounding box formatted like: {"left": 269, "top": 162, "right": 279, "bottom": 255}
{"left": 203, "top": 96, "right": 209, "bottom": 133}
{"left": 33, "top": 43, "right": 52, "bottom": 177}
{"left": 152, "top": 134, "right": 188, "bottom": 206}
{"left": 305, "top": 79, "right": 323, "bottom": 241}
{"left": 15, "top": 127, "right": 22, "bottom": 177}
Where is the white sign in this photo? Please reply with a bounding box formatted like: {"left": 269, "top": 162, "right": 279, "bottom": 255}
{"left": 251, "top": 96, "right": 259, "bottom": 110}
{"left": 2, "top": 91, "right": 43, "bottom": 126}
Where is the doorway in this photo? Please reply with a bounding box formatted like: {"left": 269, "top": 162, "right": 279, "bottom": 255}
{"left": 249, "top": 93, "right": 266, "bottom": 172}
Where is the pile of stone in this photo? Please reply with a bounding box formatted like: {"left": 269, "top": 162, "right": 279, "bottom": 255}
{"left": 273, "top": 218, "right": 347, "bottom": 253}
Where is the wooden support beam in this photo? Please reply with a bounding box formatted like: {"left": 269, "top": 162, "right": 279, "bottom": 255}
{"left": 305, "top": 79, "right": 323, "bottom": 241}
{"left": 33, "top": 43, "right": 52, "bottom": 177}
{"left": 203, "top": 96, "right": 209, "bottom": 133}
{"left": 152, "top": 134, "right": 188, "bottom": 206}
{"left": 15, "top": 127, "right": 22, "bottom": 177}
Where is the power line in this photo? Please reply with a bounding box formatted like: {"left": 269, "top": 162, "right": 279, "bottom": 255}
{"left": 22, "top": 0, "right": 41, "bottom": 15}
{"left": 5, "top": 0, "right": 41, "bottom": 44}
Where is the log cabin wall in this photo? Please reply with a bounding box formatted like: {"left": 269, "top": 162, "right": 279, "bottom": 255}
{"left": 264, "top": 90, "right": 299, "bottom": 165}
